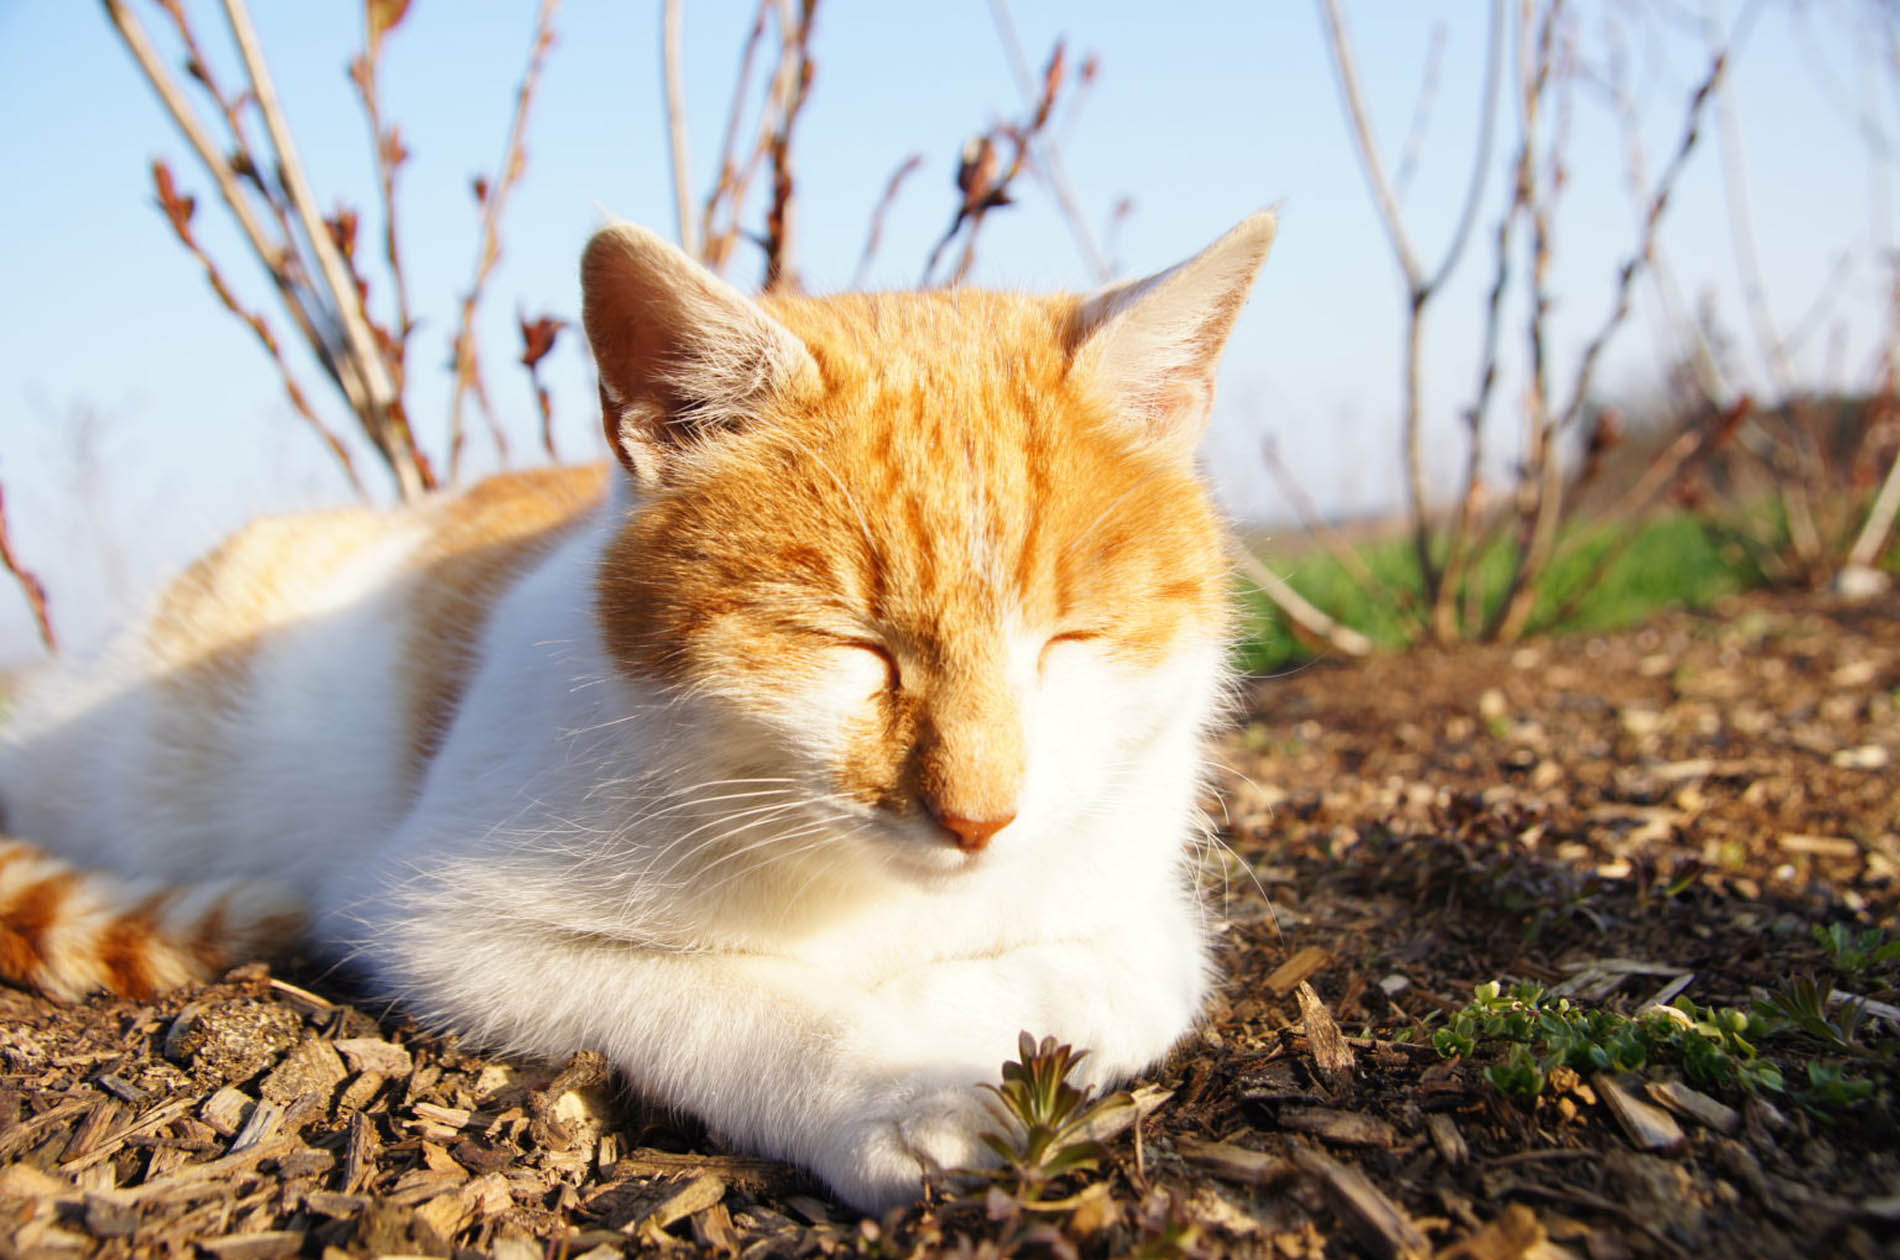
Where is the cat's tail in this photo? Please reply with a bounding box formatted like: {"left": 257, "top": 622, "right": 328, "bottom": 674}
{"left": 0, "top": 836, "right": 305, "bottom": 1001}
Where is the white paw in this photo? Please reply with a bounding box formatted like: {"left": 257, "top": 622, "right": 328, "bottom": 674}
{"left": 815, "top": 1084, "right": 1001, "bottom": 1214}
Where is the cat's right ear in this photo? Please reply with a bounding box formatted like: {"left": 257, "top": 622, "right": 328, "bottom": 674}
{"left": 581, "top": 223, "right": 820, "bottom": 485}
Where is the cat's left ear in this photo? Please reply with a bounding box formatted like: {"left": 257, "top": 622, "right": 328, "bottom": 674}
{"left": 1069, "top": 212, "right": 1277, "bottom": 458}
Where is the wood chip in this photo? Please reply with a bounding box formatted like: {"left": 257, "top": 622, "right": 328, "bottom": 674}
{"left": 1077, "top": 1084, "right": 1171, "bottom": 1144}
{"left": 258, "top": 1039, "right": 346, "bottom": 1104}
{"left": 333, "top": 1036, "right": 413, "bottom": 1078}
{"left": 1176, "top": 1136, "right": 1297, "bottom": 1185}
{"left": 200, "top": 1087, "right": 253, "bottom": 1138}
{"left": 1646, "top": 1079, "right": 1741, "bottom": 1135}
{"left": 1266, "top": 946, "right": 1331, "bottom": 996}
{"left": 633, "top": 1170, "right": 726, "bottom": 1238}
{"left": 227, "top": 1098, "right": 284, "bottom": 1157}
{"left": 606, "top": 1149, "right": 806, "bottom": 1196}
{"left": 1295, "top": 981, "right": 1356, "bottom": 1089}
{"left": 1594, "top": 1073, "right": 1685, "bottom": 1153}
{"left": 1291, "top": 1143, "right": 1430, "bottom": 1260}
{"left": 1777, "top": 833, "right": 1861, "bottom": 858}
{"left": 1276, "top": 1105, "right": 1398, "bottom": 1148}
{"left": 199, "top": 1232, "right": 304, "bottom": 1260}
{"left": 1427, "top": 1113, "right": 1469, "bottom": 1168}
{"left": 1436, "top": 1204, "right": 1550, "bottom": 1260}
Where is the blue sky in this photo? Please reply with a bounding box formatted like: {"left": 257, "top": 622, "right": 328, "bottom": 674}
{"left": 0, "top": 1, "right": 1892, "bottom": 658}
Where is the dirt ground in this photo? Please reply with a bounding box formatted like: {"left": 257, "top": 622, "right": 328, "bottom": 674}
{"left": 2, "top": 588, "right": 1896, "bottom": 1258}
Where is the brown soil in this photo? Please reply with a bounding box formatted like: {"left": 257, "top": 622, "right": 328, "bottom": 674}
{"left": 2, "top": 589, "right": 1896, "bottom": 1258}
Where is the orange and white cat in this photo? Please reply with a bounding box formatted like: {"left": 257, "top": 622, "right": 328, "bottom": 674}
{"left": 0, "top": 213, "right": 1275, "bottom": 1209}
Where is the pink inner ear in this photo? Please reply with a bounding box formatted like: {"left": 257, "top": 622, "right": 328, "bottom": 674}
{"left": 1148, "top": 375, "right": 1215, "bottom": 440}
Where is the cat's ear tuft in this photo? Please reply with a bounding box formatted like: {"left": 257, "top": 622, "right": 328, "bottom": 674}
{"left": 581, "top": 222, "right": 820, "bottom": 485}
{"left": 1069, "top": 211, "right": 1277, "bottom": 457}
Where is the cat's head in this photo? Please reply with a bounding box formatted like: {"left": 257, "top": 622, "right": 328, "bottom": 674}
{"left": 582, "top": 215, "right": 1274, "bottom": 886}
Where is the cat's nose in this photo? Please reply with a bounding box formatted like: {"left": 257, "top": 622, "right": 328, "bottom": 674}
{"left": 931, "top": 810, "right": 1016, "bottom": 853}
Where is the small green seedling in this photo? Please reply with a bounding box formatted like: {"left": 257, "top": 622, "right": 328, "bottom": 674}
{"left": 975, "top": 1032, "right": 1134, "bottom": 1208}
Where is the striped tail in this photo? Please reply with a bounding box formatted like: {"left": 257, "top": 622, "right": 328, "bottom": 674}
{"left": 0, "top": 837, "right": 305, "bottom": 1002}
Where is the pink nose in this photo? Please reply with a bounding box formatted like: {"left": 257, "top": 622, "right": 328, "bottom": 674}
{"left": 932, "top": 810, "right": 1016, "bottom": 853}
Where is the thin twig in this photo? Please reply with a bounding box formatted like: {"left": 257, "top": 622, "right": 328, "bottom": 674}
{"left": 1542, "top": 396, "right": 1752, "bottom": 629}
{"left": 1711, "top": 0, "right": 1824, "bottom": 567}
{"left": 518, "top": 313, "right": 566, "bottom": 463}
{"left": 699, "top": 1, "right": 771, "bottom": 271}
{"left": 1394, "top": 25, "right": 1449, "bottom": 197}
{"left": 1231, "top": 545, "right": 1374, "bottom": 659}
{"left": 220, "top": 0, "right": 427, "bottom": 499}
{"left": 987, "top": 0, "right": 1110, "bottom": 282}
{"left": 1491, "top": 30, "right": 1728, "bottom": 641}
{"left": 152, "top": 161, "right": 363, "bottom": 497}
{"left": 762, "top": 0, "right": 818, "bottom": 292}
{"left": 662, "top": 0, "right": 699, "bottom": 259}
{"left": 852, "top": 154, "right": 923, "bottom": 289}
{"left": 1318, "top": 0, "right": 1422, "bottom": 283}
{"left": 1319, "top": 0, "right": 1506, "bottom": 632}
{"left": 104, "top": 0, "right": 383, "bottom": 494}
{"left": 348, "top": 4, "right": 417, "bottom": 393}
{"left": 446, "top": 0, "right": 559, "bottom": 479}
{"left": 0, "top": 479, "right": 55, "bottom": 654}
{"left": 1261, "top": 439, "right": 1421, "bottom": 633}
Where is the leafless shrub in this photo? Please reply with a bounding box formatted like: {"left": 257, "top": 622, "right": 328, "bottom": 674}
{"left": 1301, "top": 0, "right": 1734, "bottom": 646}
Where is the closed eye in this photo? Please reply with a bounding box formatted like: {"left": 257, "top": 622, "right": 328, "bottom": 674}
{"left": 840, "top": 639, "right": 900, "bottom": 695}
{"left": 1038, "top": 630, "right": 1101, "bottom": 673}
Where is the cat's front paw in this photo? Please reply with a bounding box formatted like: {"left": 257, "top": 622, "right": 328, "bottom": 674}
{"left": 815, "top": 1084, "right": 1000, "bottom": 1214}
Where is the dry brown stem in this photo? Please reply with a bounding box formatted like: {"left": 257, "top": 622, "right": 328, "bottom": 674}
{"left": 445, "top": 0, "right": 560, "bottom": 479}
{"left": 662, "top": 0, "right": 700, "bottom": 260}
{"left": 151, "top": 161, "right": 364, "bottom": 497}
{"left": 1231, "top": 547, "right": 1374, "bottom": 659}
{"left": 852, "top": 154, "right": 924, "bottom": 289}
{"left": 762, "top": 0, "right": 818, "bottom": 292}
{"left": 987, "top": 0, "right": 1110, "bottom": 282}
{"left": 106, "top": 0, "right": 423, "bottom": 497}
{"left": 348, "top": 4, "right": 417, "bottom": 394}
{"left": 1491, "top": 36, "right": 1728, "bottom": 641}
{"left": 1318, "top": 0, "right": 1505, "bottom": 636}
{"left": 1260, "top": 439, "right": 1421, "bottom": 634}
{"left": 0, "top": 479, "right": 55, "bottom": 654}
{"left": 220, "top": 0, "right": 427, "bottom": 500}
{"left": 701, "top": 1, "right": 804, "bottom": 277}
{"left": 698, "top": 1, "right": 772, "bottom": 270}
{"left": 518, "top": 313, "right": 566, "bottom": 462}
{"left": 926, "top": 41, "right": 1070, "bottom": 287}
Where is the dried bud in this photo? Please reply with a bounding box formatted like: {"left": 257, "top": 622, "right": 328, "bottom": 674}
{"left": 152, "top": 160, "right": 197, "bottom": 240}
{"left": 472, "top": 175, "right": 490, "bottom": 206}
{"left": 518, "top": 314, "right": 565, "bottom": 369}
{"left": 326, "top": 207, "right": 359, "bottom": 261}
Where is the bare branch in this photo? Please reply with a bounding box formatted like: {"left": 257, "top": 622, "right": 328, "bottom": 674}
{"left": 446, "top": 0, "right": 560, "bottom": 479}
{"left": 348, "top": 14, "right": 417, "bottom": 393}
{"left": 852, "top": 154, "right": 923, "bottom": 290}
{"left": 1393, "top": 24, "right": 1449, "bottom": 197}
{"left": 220, "top": 0, "right": 428, "bottom": 499}
{"left": 662, "top": 0, "right": 700, "bottom": 258}
{"left": 1492, "top": 30, "right": 1728, "bottom": 642}
{"left": 519, "top": 312, "right": 566, "bottom": 463}
{"left": 987, "top": 0, "right": 1110, "bottom": 282}
{"left": 699, "top": 1, "right": 772, "bottom": 267}
{"left": 151, "top": 160, "right": 364, "bottom": 498}
{"left": 0, "top": 479, "right": 55, "bottom": 654}
{"left": 762, "top": 0, "right": 818, "bottom": 292}
{"left": 1317, "top": 0, "right": 1422, "bottom": 285}
{"left": 1261, "top": 438, "right": 1422, "bottom": 635}
{"left": 101, "top": 1, "right": 358, "bottom": 405}
{"left": 1230, "top": 545, "right": 1374, "bottom": 659}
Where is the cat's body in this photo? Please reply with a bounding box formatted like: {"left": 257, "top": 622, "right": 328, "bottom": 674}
{"left": 0, "top": 215, "right": 1275, "bottom": 1209}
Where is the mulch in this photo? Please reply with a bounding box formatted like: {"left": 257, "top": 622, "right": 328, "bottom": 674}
{"left": 2, "top": 587, "right": 1896, "bottom": 1257}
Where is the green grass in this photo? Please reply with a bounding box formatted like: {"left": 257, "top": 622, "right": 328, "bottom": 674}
{"left": 1235, "top": 512, "right": 1767, "bottom": 674}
